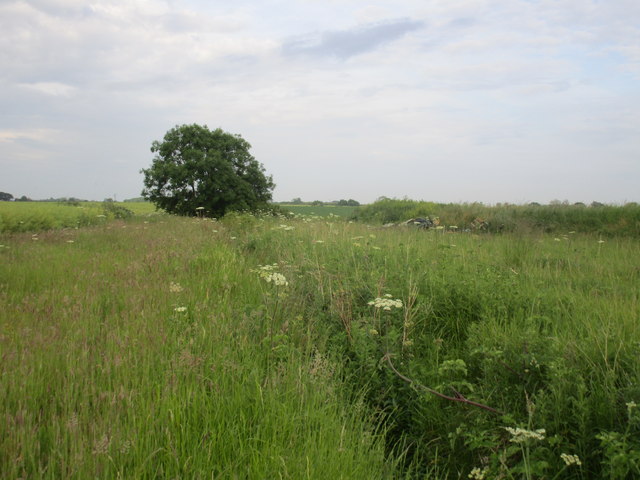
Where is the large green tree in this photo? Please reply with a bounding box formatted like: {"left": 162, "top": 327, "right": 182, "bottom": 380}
{"left": 141, "top": 124, "right": 275, "bottom": 217}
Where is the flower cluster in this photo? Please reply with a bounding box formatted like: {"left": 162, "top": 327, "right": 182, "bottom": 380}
{"left": 265, "top": 272, "right": 288, "bottom": 286}
{"left": 560, "top": 453, "right": 582, "bottom": 466}
{"left": 273, "top": 224, "right": 295, "bottom": 231}
{"left": 368, "top": 294, "right": 403, "bottom": 311}
{"left": 169, "top": 281, "right": 184, "bottom": 293}
{"left": 504, "top": 427, "right": 546, "bottom": 443}
{"left": 254, "top": 264, "right": 289, "bottom": 287}
{"left": 468, "top": 467, "right": 489, "bottom": 479}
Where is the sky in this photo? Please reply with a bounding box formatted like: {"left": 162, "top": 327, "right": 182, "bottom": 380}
{"left": 1, "top": 0, "right": 639, "bottom": 204}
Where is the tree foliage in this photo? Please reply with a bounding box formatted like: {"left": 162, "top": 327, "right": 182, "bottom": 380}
{"left": 141, "top": 124, "right": 275, "bottom": 217}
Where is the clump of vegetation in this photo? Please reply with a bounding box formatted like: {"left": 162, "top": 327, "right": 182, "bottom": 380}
{"left": 353, "top": 198, "right": 640, "bottom": 236}
{"left": 101, "top": 200, "right": 133, "bottom": 219}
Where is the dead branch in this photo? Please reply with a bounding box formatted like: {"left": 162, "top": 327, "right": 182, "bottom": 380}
{"left": 382, "top": 353, "right": 502, "bottom": 415}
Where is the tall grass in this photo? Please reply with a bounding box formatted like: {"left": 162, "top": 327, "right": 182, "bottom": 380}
{"left": 0, "top": 216, "right": 398, "bottom": 478}
{"left": 2, "top": 210, "right": 639, "bottom": 478}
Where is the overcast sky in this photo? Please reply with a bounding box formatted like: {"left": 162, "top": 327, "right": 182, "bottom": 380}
{"left": 1, "top": 0, "right": 639, "bottom": 204}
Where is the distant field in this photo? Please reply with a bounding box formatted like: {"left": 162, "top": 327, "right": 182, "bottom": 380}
{"left": 280, "top": 204, "right": 358, "bottom": 218}
{"left": 0, "top": 201, "right": 162, "bottom": 233}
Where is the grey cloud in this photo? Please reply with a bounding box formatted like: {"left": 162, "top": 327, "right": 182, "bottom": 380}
{"left": 282, "top": 18, "right": 424, "bottom": 59}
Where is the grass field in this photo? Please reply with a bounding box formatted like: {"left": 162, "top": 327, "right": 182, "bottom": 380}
{"left": 1, "top": 208, "right": 639, "bottom": 478}
{"left": 0, "top": 201, "right": 161, "bottom": 233}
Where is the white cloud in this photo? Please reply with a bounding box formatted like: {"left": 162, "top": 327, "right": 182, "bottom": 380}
{"left": 18, "top": 82, "right": 77, "bottom": 97}
{"left": 0, "top": 128, "right": 64, "bottom": 144}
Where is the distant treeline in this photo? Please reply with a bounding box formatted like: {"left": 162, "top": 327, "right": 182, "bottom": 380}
{"left": 352, "top": 198, "right": 640, "bottom": 236}
{"left": 277, "top": 198, "right": 360, "bottom": 206}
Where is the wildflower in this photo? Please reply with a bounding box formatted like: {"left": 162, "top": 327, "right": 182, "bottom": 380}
{"left": 504, "top": 426, "right": 546, "bottom": 443}
{"left": 468, "top": 467, "right": 488, "bottom": 479}
{"left": 560, "top": 453, "right": 582, "bottom": 466}
{"left": 97, "top": 214, "right": 106, "bottom": 218}
{"left": 66, "top": 240, "right": 75, "bottom": 243}
{"left": 265, "top": 272, "right": 288, "bottom": 286}
{"left": 368, "top": 296, "right": 403, "bottom": 311}
{"left": 174, "top": 306, "right": 187, "bottom": 313}
{"left": 169, "top": 282, "right": 184, "bottom": 293}
{"left": 554, "top": 238, "right": 561, "bottom": 242}
{"left": 627, "top": 401, "right": 637, "bottom": 413}
{"left": 597, "top": 240, "right": 605, "bottom": 244}
{"left": 369, "top": 329, "right": 379, "bottom": 335}
{"left": 313, "top": 240, "right": 325, "bottom": 244}
{"left": 253, "top": 264, "right": 289, "bottom": 286}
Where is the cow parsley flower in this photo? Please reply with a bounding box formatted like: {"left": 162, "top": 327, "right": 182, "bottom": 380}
{"left": 504, "top": 427, "right": 546, "bottom": 443}
{"left": 265, "top": 272, "right": 288, "bottom": 286}
{"left": 174, "top": 306, "right": 187, "bottom": 313}
{"left": 368, "top": 295, "right": 403, "bottom": 311}
{"left": 560, "top": 453, "right": 581, "bottom": 466}
{"left": 468, "top": 467, "right": 488, "bottom": 479}
{"left": 253, "top": 264, "right": 289, "bottom": 287}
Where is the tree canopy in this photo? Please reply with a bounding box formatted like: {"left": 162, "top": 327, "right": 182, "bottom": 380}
{"left": 141, "top": 124, "right": 275, "bottom": 217}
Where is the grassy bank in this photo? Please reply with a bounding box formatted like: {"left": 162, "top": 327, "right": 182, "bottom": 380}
{"left": 2, "top": 212, "right": 639, "bottom": 478}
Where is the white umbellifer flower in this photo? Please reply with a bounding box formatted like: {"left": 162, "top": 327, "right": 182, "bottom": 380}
{"left": 266, "top": 272, "right": 288, "bottom": 286}
{"left": 560, "top": 453, "right": 582, "bottom": 466}
{"left": 253, "top": 264, "right": 289, "bottom": 286}
{"left": 468, "top": 467, "right": 488, "bottom": 479}
{"left": 169, "top": 282, "right": 184, "bottom": 293}
{"left": 174, "top": 306, "right": 187, "bottom": 313}
{"left": 504, "top": 427, "right": 546, "bottom": 443}
{"left": 368, "top": 296, "right": 403, "bottom": 311}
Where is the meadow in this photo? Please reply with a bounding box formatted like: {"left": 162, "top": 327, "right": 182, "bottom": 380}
{"left": 1, "top": 204, "right": 639, "bottom": 479}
